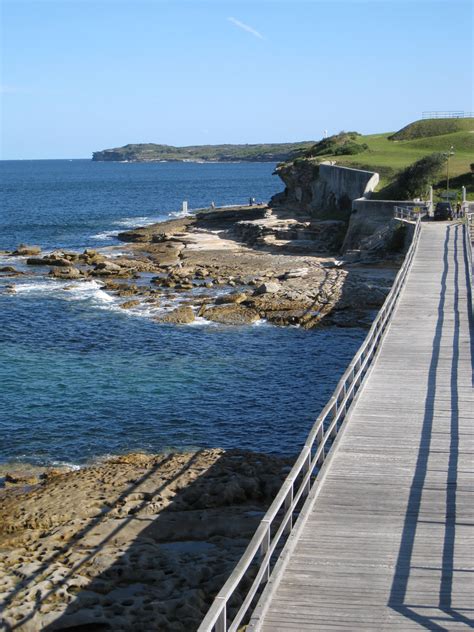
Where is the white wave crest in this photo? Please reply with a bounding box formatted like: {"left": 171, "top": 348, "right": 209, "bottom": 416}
{"left": 13, "top": 279, "right": 116, "bottom": 306}
{"left": 50, "top": 461, "right": 82, "bottom": 471}
{"left": 113, "top": 216, "right": 161, "bottom": 228}
{"left": 90, "top": 230, "right": 118, "bottom": 241}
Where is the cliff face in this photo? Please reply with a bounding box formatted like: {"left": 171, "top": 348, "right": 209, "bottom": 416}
{"left": 272, "top": 160, "right": 379, "bottom": 221}
{"left": 271, "top": 159, "right": 414, "bottom": 256}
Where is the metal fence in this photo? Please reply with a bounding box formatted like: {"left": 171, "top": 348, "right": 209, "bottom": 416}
{"left": 394, "top": 205, "right": 429, "bottom": 221}
{"left": 197, "top": 214, "right": 425, "bottom": 632}
{"left": 422, "top": 111, "right": 474, "bottom": 119}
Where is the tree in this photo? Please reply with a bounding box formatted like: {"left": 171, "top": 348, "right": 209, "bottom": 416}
{"left": 394, "top": 153, "right": 447, "bottom": 199}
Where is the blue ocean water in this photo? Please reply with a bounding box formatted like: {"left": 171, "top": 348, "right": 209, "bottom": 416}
{"left": 0, "top": 160, "right": 365, "bottom": 467}
{"left": 0, "top": 160, "right": 280, "bottom": 251}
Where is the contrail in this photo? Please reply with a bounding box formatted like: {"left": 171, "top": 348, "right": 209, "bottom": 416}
{"left": 228, "top": 17, "right": 264, "bottom": 40}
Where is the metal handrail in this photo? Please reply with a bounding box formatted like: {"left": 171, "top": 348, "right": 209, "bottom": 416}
{"left": 198, "top": 214, "right": 425, "bottom": 632}
{"left": 464, "top": 211, "right": 473, "bottom": 316}
{"left": 394, "top": 205, "right": 429, "bottom": 221}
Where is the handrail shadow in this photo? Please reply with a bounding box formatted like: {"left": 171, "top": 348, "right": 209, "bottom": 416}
{"left": 1, "top": 450, "right": 289, "bottom": 632}
{"left": 388, "top": 224, "right": 474, "bottom": 630}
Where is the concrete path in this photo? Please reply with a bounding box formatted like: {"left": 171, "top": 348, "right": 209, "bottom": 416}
{"left": 250, "top": 222, "right": 474, "bottom": 631}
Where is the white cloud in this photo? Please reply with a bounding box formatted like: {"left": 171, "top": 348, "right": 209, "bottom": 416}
{"left": 228, "top": 17, "right": 264, "bottom": 40}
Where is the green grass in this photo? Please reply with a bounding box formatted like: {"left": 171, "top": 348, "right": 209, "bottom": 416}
{"left": 318, "top": 119, "right": 474, "bottom": 197}
{"left": 389, "top": 117, "right": 474, "bottom": 141}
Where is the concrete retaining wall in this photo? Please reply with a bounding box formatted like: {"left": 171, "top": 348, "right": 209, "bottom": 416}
{"left": 311, "top": 163, "right": 379, "bottom": 216}
{"left": 272, "top": 162, "right": 379, "bottom": 219}
{"left": 343, "top": 199, "right": 423, "bottom": 251}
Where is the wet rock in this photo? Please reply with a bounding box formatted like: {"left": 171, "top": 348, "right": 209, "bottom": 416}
{"left": 27, "top": 255, "right": 72, "bottom": 267}
{"left": 120, "top": 300, "right": 141, "bottom": 309}
{"left": 155, "top": 306, "right": 195, "bottom": 324}
{"left": 49, "top": 267, "right": 82, "bottom": 279}
{"left": 79, "top": 249, "right": 107, "bottom": 265}
{"left": 91, "top": 262, "right": 132, "bottom": 278}
{"left": 215, "top": 292, "right": 248, "bottom": 305}
{"left": 0, "top": 266, "right": 24, "bottom": 277}
{"left": 95, "top": 262, "right": 122, "bottom": 273}
{"left": 4, "top": 472, "right": 39, "bottom": 486}
{"left": 13, "top": 244, "right": 41, "bottom": 256}
{"left": 202, "top": 304, "right": 260, "bottom": 325}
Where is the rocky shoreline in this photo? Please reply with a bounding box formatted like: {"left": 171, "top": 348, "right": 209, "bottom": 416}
{"left": 1, "top": 203, "right": 401, "bottom": 329}
{"left": 0, "top": 449, "right": 291, "bottom": 631}
{"left": 1, "top": 200, "right": 406, "bottom": 630}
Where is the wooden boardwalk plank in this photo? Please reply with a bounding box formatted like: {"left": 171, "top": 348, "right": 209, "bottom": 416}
{"left": 250, "top": 223, "right": 474, "bottom": 631}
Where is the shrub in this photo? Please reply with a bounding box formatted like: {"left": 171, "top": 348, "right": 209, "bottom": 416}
{"left": 334, "top": 141, "right": 368, "bottom": 156}
{"left": 393, "top": 152, "right": 447, "bottom": 199}
{"left": 304, "top": 131, "right": 362, "bottom": 157}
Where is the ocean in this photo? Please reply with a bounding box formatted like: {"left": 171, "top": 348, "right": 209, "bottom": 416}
{"left": 0, "top": 160, "right": 364, "bottom": 468}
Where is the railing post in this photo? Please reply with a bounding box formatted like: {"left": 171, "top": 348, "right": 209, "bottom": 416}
{"left": 259, "top": 525, "right": 271, "bottom": 583}
{"left": 330, "top": 401, "right": 338, "bottom": 438}
{"left": 216, "top": 604, "right": 226, "bottom": 632}
{"left": 304, "top": 452, "right": 311, "bottom": 495}
{"left": 284, "top": 486, "right": 294, "bottom": 535}
{"left": 317, "top": 425, "right": 325, "bottom": 465}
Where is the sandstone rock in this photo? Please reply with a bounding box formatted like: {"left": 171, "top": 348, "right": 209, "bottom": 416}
{"left": 155, "top": 306, "right": 195, "bottom": 324}
{"left": 0, "top": 266, "right": 18, "bottom": 273}
{"left": 95, "top": 261, "right": 122, "bottom": 273}
{"left": 13, "top": 244, "right": 41, "bottom": 256}
{"left": 49, "top": 266, "right": 82, "bottom": 279}
{"left": 120, "top": 300, "right": 141, "bottom": 309}
{"left": 79, "top": 249, "right": 107, "bottom": 265}
{"left": 202, "top": 304, "right": 260, "bottom": 325}
{"left": 112, "top": 257, "right": 157, "bottom": 272}
{"left": 4, "top": 471, "right": 39, "bottom": 486}
{"left": 279, "top": 267, "right": 309, "bottom": 280}
{"left": 27, "top": 256, "right": 72, "bottom": 267}
{"left": 91, "top": 261, "right": 132, "bottom": 278}
{"left": 254, "top": 281, "right": 281, "bottom": 295}
{"left": 215, "top": 292, "right": 248, "bottom": 305}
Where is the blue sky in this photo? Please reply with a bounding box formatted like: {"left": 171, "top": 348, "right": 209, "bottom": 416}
{"left": 1, "top": 0, "right": 472, "bottom": 159}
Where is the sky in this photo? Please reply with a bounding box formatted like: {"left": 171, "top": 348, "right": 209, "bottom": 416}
{"left": 1, "top": 0, "right": 473, "bottom": 159}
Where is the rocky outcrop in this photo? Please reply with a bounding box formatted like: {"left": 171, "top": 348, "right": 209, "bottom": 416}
{"left": 272, "top": 161, "right": 379, "bottom": 220}
{"left": 155, "top": 305, "right": 195, "bottom": 324}
{"left": 12, "top": 244, "right": 42, "bottom": 256}
{"left": 0, "top": 450, "right": 291, "bottom": 632}
{"left": 201, "top": 304, "right": 260, "bottom": 325}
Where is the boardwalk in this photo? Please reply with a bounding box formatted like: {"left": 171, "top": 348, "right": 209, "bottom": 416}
{"left": 249, "top": 223, "right": 474, "bottom": 631}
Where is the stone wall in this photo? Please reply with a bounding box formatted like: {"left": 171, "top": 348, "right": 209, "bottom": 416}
{"left": 343, "top": 199, "right": 422, "bottom": 252}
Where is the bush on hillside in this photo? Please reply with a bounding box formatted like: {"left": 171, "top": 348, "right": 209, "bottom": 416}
{"left": 334, "top": 141, "right": 368, "bottom": 156}
{"left": 305, "top": 131, "right": 363, "bottom": 157}
{"left": 392, "top": 153, "right": 447, "bottom": 199}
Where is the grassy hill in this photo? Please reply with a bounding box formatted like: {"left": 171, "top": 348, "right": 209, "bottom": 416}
{"left": 388, "top": 117, "right": 473, "bottom": 141}
{"left": 92, "top": 141, "right": 316, "bottom": 163}
{"left": 302, "top": 118, "right": 474, "bottom": 198}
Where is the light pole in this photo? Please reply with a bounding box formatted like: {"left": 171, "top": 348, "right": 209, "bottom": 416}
{"left": 446, "top": 145, "right": 454, "bottom": 199}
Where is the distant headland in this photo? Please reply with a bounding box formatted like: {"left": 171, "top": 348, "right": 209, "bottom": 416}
{"left": 91, "top": 141, "right": 315, "bottom": 163}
